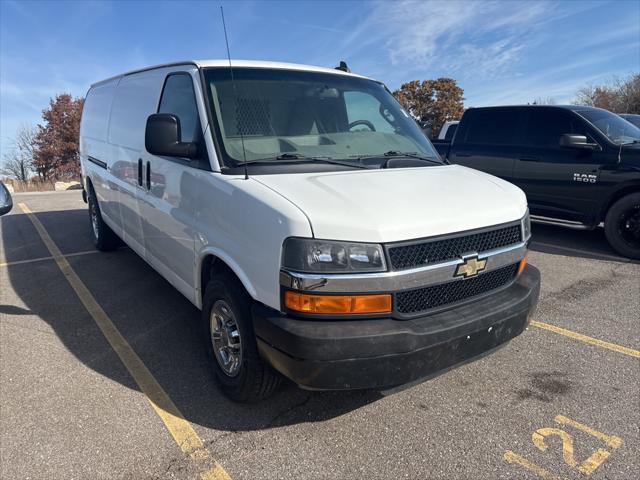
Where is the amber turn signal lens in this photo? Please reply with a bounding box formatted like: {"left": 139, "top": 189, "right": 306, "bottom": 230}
{"left": 518, "top": 255, "right": 528, "bottom": 275}
{"left": 284, "top": 291, "right": 392, "bottom": 314}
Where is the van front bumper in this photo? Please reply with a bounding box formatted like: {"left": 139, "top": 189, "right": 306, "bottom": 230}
{"left": 253, "top": 265, "right": 540, "bottom": 390}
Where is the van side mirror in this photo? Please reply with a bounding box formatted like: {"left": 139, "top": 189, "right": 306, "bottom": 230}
{"left": 0, "top": 182, "right": 13, "bottom": 216}
{"left": 145, "top": 114, "right": 198, "bottom": 159}
{"left": 559, "top": 134, "right": 599, "bottom": 150}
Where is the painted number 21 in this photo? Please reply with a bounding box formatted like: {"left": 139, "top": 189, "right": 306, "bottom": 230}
{"left": 505, "top": 415, "right": 623, "bottom": 479}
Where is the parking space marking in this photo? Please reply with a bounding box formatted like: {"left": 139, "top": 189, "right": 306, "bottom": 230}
{"left": 504, "top": 450, "right": 562, "bottom": 480}
{"left": 531, "top": 320, "right": 640, "bottom": 359}
{"left": 0, "top": 250, "right": 99, "bottom": 268}
{"left": 18, "top": 203, "right": 231, "bottom": 480}
{"left": 505, "top": 415, "right": 624, "bottom": 479}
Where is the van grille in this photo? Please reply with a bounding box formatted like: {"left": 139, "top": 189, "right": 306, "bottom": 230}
{"left": 395, "top": 263, "right": 519, "bottom": 315}
{"left": 387, "top": 224, "right": 522, "bottom": 270}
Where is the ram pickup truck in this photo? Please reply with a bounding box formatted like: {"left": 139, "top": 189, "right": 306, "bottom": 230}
{"left": 435, "top": 105, "right": 640, "bottom": 259}
{"left": 80, "top": 60, "right": 540, "bottom": 402}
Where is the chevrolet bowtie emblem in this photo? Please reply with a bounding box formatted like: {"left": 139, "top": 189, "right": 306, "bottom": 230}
{"left": 455, "top": 256, "right": 487, "bottom": 278}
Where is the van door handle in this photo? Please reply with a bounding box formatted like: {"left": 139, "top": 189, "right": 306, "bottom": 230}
{"left": 519, "top": 155, "right": 540, "bottom": 162}
{"left": 137, "top": 159, "right": 143, "bottom": 186}
{"left": 146, "top": 161, "right": 151, "bottom": 190}
{"left": 455, "top": 153, "right": 472, "bottom": 157}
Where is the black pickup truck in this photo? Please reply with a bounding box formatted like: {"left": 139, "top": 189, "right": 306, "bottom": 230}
{"left": 434, "top": 105, "right": 640, "bottom": 259}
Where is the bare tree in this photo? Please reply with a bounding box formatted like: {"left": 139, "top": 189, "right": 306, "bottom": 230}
{"left": 574, "top": 74, "right": 640, "bottom": 113}
{"left": 1, "top": 153, "right": 29, "bottom": 180}
{"left": 0, "top": 124, "right": 37, "bottom": 181}
{"left": 531, "top": 97, "right": 557, "bottom": 105}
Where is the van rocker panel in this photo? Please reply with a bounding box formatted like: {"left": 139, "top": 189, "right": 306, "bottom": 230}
{"left": 253, "top": 265, "right": 540, "bottom": 390}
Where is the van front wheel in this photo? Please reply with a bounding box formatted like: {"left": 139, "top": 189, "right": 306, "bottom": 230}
{"left": 202, "top": 273, "right": 281, "bottom": 402}
{"left": 87, "top": 187, "right": 119, "bottom": 251}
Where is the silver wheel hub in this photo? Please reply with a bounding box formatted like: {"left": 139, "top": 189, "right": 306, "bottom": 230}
{"left": 210, "top": 300, "right": 242, "bottom": 377}
{"left": 90, "top": 201, "right": 99, "bottom": 238}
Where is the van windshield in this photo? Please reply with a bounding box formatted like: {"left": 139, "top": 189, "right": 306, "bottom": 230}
{"left": 575, "top": 108, "right": 640, "bottom": 145}
{"left": 203, "top": 68, "right": 440, "bottom": 169}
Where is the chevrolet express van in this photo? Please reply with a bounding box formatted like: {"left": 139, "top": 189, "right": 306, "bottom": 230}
{"left": 79, "top": 60, "right": 540, "bottom": 402}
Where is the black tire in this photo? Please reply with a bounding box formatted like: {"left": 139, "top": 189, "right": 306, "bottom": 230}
{"left": 604, "top": 193, "right": 640, "bottom": 260}
{"left": 202, "top": 272, "right": 281, "bottom": 402}
{"left": 87, "top": 185, "right": 119, "bottom": 252}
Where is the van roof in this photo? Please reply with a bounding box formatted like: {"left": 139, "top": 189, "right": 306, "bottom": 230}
{"left": 91, "top": 59, "right": 371, "bottom": 87}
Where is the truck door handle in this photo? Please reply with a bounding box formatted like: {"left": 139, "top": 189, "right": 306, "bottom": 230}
{"left": 456, "top": 153, "right": 472, "bottom": 157}
{"left": 146, "top": 161, "right": 151, "bottom": 190}
{"left": 137, "top": 159, "right": 143, "bottom": 186}
{"left": 519, "top": 155, "right": 540, "bottom": 162}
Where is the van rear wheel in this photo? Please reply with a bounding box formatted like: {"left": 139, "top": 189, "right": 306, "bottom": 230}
{"left": 87, "top": 186, "right": 119, "bottom": 251}
{"left": 202, "top": 273, "right": 281, "bottom": 402}
{"left": 604, "top": 193, "right": 640, "bottom": 260}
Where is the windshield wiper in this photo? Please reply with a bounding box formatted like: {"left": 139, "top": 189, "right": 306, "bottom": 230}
{"left": 352, "top": 151, "right": 445, "bottom": 165}
{"left": 239, "top": 153, "right": 369, "bottom": 169}
{"left": 620, "top": 140, "right": 640, "bottom": 145}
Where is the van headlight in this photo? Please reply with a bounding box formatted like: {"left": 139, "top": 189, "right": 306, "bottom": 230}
{"left": 282, "top": 238, "right": 387, "bottom": 273}
{"left": 522, "top": 209, "right": 531, "bottom": 240}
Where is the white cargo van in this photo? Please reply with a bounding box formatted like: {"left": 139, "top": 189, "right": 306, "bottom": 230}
{"left": 80, "top": 60, "right": 540, "bottom": 402}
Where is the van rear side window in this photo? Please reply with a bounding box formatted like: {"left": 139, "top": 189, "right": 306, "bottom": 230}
{"left": 465, "top": 109, "right": 520, "bottom": 145}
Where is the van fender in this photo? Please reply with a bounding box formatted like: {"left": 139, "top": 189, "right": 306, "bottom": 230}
{"left": 195, "top": 246, "right": 258, "bottom": 310}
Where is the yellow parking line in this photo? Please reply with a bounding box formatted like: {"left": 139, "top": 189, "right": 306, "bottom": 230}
{"left": 504, "top": 450, "right": 562, "bottom": 480}
{"left": 0, "top": 250, "right": 99, "bottom": 268}
{"left": 531, "top": 320, "right": 640, "bottom": 359}
{"left": 18, "top": 203, "right": 231, "bottom": 480}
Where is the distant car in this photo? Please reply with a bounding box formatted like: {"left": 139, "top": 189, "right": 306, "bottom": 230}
{"left": 435, "top": 105, "right": 640, "bottom": 259}
{"left": 619, "top": 113, "right": 640, "bottom": 128}
{"left": 0, "top": 181, "right": 12, "bottom": 216}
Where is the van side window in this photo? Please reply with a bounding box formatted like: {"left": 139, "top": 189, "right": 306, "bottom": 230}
{"left": 465, "top": 109, "right": 520, "bottom": 145}
{"left": 524, "top": 110, "right": 574, "bottom": 147}
{"left": 159, "top": 74, "right": 200, "bottom": 143}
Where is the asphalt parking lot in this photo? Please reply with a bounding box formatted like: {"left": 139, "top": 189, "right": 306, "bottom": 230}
{"left": 1, "top": 190, "right": 638, "bottom": 480}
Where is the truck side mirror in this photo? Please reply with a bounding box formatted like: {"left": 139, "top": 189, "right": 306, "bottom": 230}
{"left": 559, "top": 134, "right": 600, "bottom": 150}
{"left": 0, "top": 182, "right": 13, "bottom": 216}
{"left": 145, "top": 113, "right": 198, "bottom": 159}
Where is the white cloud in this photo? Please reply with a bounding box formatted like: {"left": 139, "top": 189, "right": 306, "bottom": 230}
{"left": 342, "top": 0, "right": 553, "bottom": 78}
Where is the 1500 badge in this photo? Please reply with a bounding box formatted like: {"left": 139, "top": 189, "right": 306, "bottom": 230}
{"left": 573, "top": 173, "right": 597, "bottom": 183}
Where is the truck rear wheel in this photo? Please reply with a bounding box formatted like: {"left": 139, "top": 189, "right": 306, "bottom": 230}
{"left": 202, "top": 272, "right": 281, "bottom": 402}
{"left": 87, "top": 186, "right": 120, "bottom": 251}
{"left": 604, "top": 193, "right": 640, "bottom": 260}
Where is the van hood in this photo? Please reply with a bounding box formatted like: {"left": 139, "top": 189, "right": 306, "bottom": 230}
{"left": 254, "top": 165, "right": 528, "bottom": 243}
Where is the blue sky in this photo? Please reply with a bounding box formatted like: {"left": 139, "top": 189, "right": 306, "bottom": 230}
{"left": 1, "top": 0, "right": 639, "bottom": 157}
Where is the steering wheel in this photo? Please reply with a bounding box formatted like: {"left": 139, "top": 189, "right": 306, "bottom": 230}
{"left": 348, "top": 120, "right": 376, "bottom": 132}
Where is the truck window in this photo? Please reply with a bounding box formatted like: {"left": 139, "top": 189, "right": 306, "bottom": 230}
{"left": 465, "top": 109, "right": 520, "bottom": 145}
{"left": 158, "top": 74, "right": 200, "bottom": 143}
{"left": 444, "top": 123, "right": 457, "bottom": 141}
{"left": 524, "top": 110, "right": 574, "bottom": 147}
